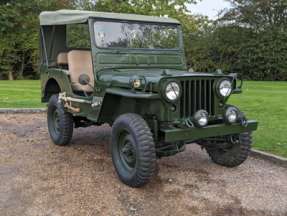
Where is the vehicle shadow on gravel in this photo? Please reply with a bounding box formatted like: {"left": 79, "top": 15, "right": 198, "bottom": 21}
{"left": 0, "top": 114, "right": 286, "bottom": 216}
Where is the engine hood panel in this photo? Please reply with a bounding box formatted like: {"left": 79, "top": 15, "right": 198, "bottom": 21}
{"left": 98, "top": 69, "right": 235, "bottom": 91}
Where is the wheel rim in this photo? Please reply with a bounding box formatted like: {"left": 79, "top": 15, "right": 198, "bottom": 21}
{"left": 116, "top": 130, "right": 137, "bottom": 174}
{"left": 49, "top": 106, "right": 61, "bottom": 137}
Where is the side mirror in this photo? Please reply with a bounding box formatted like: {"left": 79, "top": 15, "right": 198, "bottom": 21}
{"left": 78, "top": 74, "right": 90, "bottom": 85}
{"left": 188, "top": 68, "right": 195, "bottom": 73}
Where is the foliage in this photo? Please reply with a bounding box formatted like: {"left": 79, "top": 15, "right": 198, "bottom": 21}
{"left": 219, "top": 0, "right": 287, "bottom": 31}
{"left": 66, "top": 24, "right": 91, "bottom": 48}
{"left": 186, "top": 0, "right": 287, "bottom": 80}
{"left": 0, "top": 0, "right": 286, "bottom": 81}
{"left": 0, "top": 0, "right": 77, "bottom": 80}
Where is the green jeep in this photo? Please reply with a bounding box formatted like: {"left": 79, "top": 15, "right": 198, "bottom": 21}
{"left": 39, "top": 10, "right": 258, "bottom": 187}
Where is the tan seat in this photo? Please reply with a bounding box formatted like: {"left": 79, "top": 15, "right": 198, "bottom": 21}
{"left": 57, "top": 52, "right": 68, "bottom": 65}
{"left": 57, "top": 53, "right": 71, "bottom": 75}
{"left": 68, "top": 50, "right": 94, "bottom": 92}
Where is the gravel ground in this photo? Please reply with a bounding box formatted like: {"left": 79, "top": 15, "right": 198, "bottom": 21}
{"left": 0, "top": 113, "right": 286, "bottom": 216}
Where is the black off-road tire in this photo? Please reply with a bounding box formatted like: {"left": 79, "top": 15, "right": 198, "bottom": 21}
{"left": 47, "top": 94, "right": 73, "bottom": 146}
{"left": 207, "top": 105, "right": 253, "bottom": 167}
{"left": 111, "top": 113, "right": 156, "bottom": 188}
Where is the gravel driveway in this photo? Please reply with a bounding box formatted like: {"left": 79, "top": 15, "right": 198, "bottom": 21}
{"left": 0, "top": 113, "right": 286, "bottom": 215}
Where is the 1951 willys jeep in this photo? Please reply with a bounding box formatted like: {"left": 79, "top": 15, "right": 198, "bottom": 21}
{"left": 39, "top": 10, "right": 258, "bottom": 187}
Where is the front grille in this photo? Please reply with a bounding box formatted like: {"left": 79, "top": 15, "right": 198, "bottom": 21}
{"left": 179, "top": 79, "right": 215, "bottom": 118}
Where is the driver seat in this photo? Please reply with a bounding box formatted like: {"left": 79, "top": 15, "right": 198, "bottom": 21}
{"left": 68, "top": 50, "right": 94, "bottom": 93}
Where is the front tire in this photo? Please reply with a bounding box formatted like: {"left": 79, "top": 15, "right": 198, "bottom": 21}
{"left": 47, "top": 94, "right": 73, "bottom": 146}
{"left": 207, "top": 105, "right": 253, "bottom": 167}
{"left": 111, "top": 113, "right": 156, "bottom": 188}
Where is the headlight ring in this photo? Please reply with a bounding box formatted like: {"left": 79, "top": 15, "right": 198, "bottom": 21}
{"left": 193, "top": 110, "right": 209, "bottom": 127}
{"left": 224, "top": 107, "right": 238, "bottom": 124}
{"left": 215, "top": 78, "right": 232, "bottom": 98}
{"left": 162, "top": 81, "right": 181, "bottom": 102}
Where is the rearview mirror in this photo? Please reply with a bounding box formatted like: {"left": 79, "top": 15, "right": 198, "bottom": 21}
{"left": 78, "top": 74, "right": 90, "bottom": 85}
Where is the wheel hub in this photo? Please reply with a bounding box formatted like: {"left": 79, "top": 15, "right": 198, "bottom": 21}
{"left": 117, "top": 131, "right": 137, "bottom": 173}
{"left": 122, "top": 142, "right": 134, "bottom": 156}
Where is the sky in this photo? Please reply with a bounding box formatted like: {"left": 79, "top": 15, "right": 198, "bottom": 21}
{"left": 186, "top": 0, "right": 231, "bottom": 20}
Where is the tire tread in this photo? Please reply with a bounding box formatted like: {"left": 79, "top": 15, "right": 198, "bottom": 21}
{"left": 111, "top": 113, "right": 156, "bottom": 188}
{"left": 47, "top": 94, "right": 73, "bottom": 146}
{"left": 207, "top": 105, "right": 253, "bottom": 167}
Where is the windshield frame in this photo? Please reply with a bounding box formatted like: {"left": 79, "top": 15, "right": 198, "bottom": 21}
{"left": 91, "top": 19, "right": 182, "bottom": 51}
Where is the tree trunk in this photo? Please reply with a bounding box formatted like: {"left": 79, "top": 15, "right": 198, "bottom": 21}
{"left": 21, "top": 52, "right": 25, "bottom": 76}
{"left": 8, "top": 71, "right": 13, "bottom": 80}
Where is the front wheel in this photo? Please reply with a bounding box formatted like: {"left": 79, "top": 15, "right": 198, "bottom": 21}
{"left": 111, "top": 113, "right": 156, "bottom": 188}
{"left": 47, "top": 94, "right": 73, "bottom": 146}
{"left": 207, "top": 105, "right": 253, "bottom": 167}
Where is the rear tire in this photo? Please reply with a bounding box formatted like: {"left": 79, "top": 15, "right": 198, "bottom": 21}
{"left": 207, "top": 105, "right": 253, "bottom": 167}
{"left": 47, "top": 94, "right": 73, "bottom": 146}
{"left": 111, "top": 113, "right": 156, "bottom": 188}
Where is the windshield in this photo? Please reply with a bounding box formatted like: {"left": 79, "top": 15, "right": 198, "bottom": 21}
{"left": 93, "top": 21, "right": 180, "bottom": 50}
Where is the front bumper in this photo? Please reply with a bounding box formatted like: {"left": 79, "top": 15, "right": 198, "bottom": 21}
{"left": 162, "top": 120, "right": 258, "bottom": 142}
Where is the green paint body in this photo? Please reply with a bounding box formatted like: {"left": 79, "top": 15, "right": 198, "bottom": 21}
{"left": 40, "top": 14, "right": 258, "bottom": 150}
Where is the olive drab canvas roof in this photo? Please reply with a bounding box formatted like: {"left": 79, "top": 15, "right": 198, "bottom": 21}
{"left": 39, "top": 9, "right": 181, "bottom": 26}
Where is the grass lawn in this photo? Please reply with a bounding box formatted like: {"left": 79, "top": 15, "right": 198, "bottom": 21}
{"left": 0, "top": 80, "right": 286, "bottom": 158}
{"left": 0, "top": 80, "right": 45, "bottom": 108}
{"left": 228, "top": 81, "right": 287, "bottom": 158}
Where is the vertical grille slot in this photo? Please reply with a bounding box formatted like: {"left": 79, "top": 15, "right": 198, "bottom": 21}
{"left": 185, "top": 81, "right": 190, "bottom": 117}
{"left": 180, "top": 78, "right": 215, "bottom": 118}
{"left": 206, "top": 80, "right": 210, "bottom": 114}
{"left": 196, "top": 80, "right": 200, "bottom": 111}
{"left": 201, "top": 80, "right": 205, "bottom": 110}
{"left": 180, "top": 81, "right": 184, "bottom": 117}
{"left": 211, "top": 80, "right": 215, "bottom": 116}
{"left": 190, "top": 80, "right": 195, "bottom": 115}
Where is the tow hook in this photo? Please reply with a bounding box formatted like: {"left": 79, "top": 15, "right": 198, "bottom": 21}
{"left": 240, "top": 116, "right": 248, "bottom": 128}
{"left": 185, "top": 118, "right": 194, "bottom": 128}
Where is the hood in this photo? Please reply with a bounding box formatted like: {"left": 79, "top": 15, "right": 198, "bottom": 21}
{"left": 98, "top": 68, "right": 232, "bottom": 92}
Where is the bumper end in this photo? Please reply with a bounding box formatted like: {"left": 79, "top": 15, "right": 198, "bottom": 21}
{"left": 162, "top": 120, "right": 258, "bottom": 142}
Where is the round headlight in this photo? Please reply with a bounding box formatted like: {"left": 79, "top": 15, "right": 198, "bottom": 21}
{"left": 193, "top": 110, "right": 209, "bottom": 127}
{"left": 225, "top": 107, "right": 238, "bottom": 124}
{"left": 165, "top": 82, "right": 180, "bottom": 101}
{"left": 219, "top": 80, "right": 232, "bottom": 97}
{"left": 134, "top": 79, "right": 141, "bottom": 88}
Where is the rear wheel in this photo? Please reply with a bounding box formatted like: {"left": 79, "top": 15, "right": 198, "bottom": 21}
{"left": 47, "top": 94, "right": 73, "bottom": 146}
{"left": 207, "top": 105, "right": 253, "bottom": 167}
{"left": 111, "top": 113, "right": 156, "bottom": 188}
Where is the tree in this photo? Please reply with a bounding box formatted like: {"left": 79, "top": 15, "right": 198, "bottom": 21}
{"left": 0, "top": 0, "right": 27, "bottom": 80}
{"left": 218, "top": 0, "right": 287, "bottom": 80}
{"left": 0, "top": 0, "right": 210, "bottom": 80}
{"left": 219, "top": 0, "right": 287, "bottom": 31}
{"left": 185, "top": 0, "right": 287, "bottom": 80}
{"left": 0, "top": 0, "right": 78, "bottom": 80}
{"left": 81, "top": 0, "right": 206, "bottom": 31}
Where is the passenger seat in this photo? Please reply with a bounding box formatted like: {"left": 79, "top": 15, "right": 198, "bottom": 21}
{"left": 68, "top": 50, "right": 94, "bottom": 93}
{"left": 57, "top": 53, "right": 71, "bottom": 75}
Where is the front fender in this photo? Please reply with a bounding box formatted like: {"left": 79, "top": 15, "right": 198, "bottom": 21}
{"left": 105, "top": 87, "right": 161, "bottom": 99}
{"left": 97, "top": 88, "right": 165, "bottom": 124}
{"left": 41, "top": 69, "right": 74, "bottom": 102}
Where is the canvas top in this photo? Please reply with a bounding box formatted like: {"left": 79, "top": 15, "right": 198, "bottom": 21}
{"left": 39, "top": 10, "right": 180, "bottom": 26}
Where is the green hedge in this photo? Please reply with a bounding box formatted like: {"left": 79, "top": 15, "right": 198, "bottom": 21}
{"left": 184, "top": 25, "right": 287, "bottom": 81}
